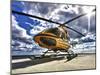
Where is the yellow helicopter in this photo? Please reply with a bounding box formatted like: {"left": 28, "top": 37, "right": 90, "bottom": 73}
{"left": 33, "top": 25, "right": 81, "bottom": 60}
{"left": 12, "top": 8, "right": 95, "bottom": 61}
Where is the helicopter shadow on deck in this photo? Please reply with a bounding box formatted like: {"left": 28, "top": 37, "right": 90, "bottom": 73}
{"left": 12, "top": 56, "right": 65, "bottom": 69}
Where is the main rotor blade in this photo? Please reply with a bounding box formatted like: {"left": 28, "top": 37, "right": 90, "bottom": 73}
{"left": 12, "top": 10, "right": 61, "bottom": 25}
{"left": 63, "top": 9, "right": 96, "bottom": 24}
{"left": 64, "top": 26, "right": 85, "bottom": 36}
{"left": 12, "top": 10, "right": 85, "bottom": 36}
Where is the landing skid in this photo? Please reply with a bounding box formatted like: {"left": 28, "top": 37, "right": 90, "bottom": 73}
{"left": 66, "top": 50, "right": 78, "bottom": 61}
{"left": 67, "top": 54, "right": 78, "bottom": 61}
{"left": 41, "top": 49, "right": 78, "bottom": 61}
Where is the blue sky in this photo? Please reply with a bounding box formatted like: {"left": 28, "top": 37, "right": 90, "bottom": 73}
{"left": 12, "top": 1, "right": 96, "bottom": 36}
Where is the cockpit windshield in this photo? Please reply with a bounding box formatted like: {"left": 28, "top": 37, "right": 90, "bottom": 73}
{"left": 43, "top": 28, "right": 67, "bottom": 40}
{"left": 43, "top": 28, "right": 60, "bottom": 36}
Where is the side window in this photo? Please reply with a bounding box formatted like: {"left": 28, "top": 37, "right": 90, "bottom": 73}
{"left": 61, "top": 32, "right": 66, "bottom": 39}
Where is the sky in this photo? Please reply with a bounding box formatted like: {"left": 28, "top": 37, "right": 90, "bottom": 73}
{"left": 11, "top": 1, "right": 96, "bottom": 55}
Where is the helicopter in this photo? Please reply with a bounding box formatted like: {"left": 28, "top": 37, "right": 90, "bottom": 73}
{"left": 12, "top": 8, "right": 95, "bottom": 61}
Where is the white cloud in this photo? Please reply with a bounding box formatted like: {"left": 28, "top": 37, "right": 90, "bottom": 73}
{"left": 12, "top": 15, "right": 31, "bottom": 38}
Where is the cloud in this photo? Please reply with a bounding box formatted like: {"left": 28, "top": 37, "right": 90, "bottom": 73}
{"left": 11, "top": 1, "right": 96, "bottom": 55}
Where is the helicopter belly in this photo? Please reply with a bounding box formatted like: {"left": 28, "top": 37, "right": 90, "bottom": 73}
{"left": 34, "top": 34, "right": 70, "bottom": 51}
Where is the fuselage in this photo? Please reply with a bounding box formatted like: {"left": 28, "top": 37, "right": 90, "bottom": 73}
{"left": 34, "top": 26, "right": 70, "bottom": 52}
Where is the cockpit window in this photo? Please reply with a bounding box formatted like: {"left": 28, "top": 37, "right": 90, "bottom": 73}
{"left": 61, "top": 32, "right": 66, "bottom": 39}
{"left": 43, "top": 28, "right": 60, "bottom": 36}
{"left": 43, "top": 28, "right": 67, "bottom": 39}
